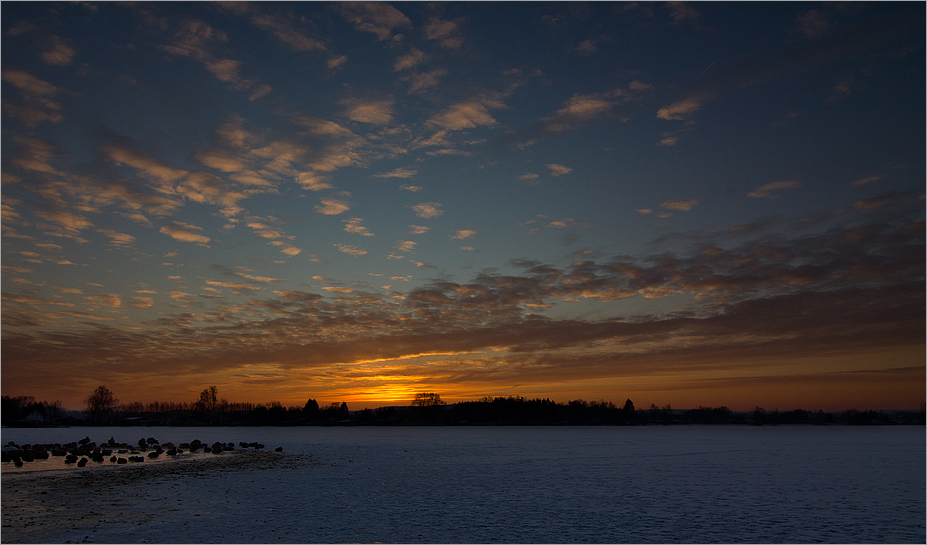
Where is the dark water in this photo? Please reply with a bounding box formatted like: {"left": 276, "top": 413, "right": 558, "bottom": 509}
{"left": 3, "top": 425, "right": 924, "bottom": 543}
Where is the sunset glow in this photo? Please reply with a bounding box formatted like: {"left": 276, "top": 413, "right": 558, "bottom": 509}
{"left": 2, "top": 2, "right": 924, "bottom": 411}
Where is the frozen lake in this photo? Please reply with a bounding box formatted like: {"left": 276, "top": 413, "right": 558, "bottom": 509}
{"left": 2, "top": 425, "right": 924, "bottom": 543}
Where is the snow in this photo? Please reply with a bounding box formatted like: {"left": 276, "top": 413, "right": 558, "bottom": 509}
{"left": 2, "top": 426, "right": 924, "bottom": 543}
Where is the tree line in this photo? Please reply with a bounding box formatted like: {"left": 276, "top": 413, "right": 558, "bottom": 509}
{"left": 2, "top": 388, "right": 924, "bottom": 427}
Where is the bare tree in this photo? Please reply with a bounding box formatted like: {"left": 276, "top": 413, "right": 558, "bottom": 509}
{"left": 196, "top": 386, "right": 219, "bottom": 413}
{"left": 86, "top": 385, "right": 117, "bottom": 424}
{"left": 412, "top": 392, "right": 446, "bottom": 407}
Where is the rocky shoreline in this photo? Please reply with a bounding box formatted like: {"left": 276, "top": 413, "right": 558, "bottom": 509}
{"left": 1, "top": 439, "right": 311, "bottom": 543}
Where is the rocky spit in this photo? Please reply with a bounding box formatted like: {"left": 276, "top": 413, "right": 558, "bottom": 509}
{"left": 1, "top": 436, "right": 308, "bottom": 543}
{"left": 1, "top": 436, "right": 278, "bottom": 470}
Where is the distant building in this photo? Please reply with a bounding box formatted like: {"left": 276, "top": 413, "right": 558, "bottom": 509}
{"left": 24, "top": 410, "right": 45, "bottom": 423}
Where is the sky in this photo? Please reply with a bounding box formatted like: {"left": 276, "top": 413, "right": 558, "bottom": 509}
{"left": 2, "top": 1, "right": 924, "bottom": 412}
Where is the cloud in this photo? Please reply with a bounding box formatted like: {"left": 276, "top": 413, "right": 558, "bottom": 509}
{"left": 394, "top": 48, "right": 425, "bottom": 71}
{"left": 196, "top": 148, "right": 248, "bottom": 173}
{"left": 400, "top": 184, "right": 422, "bottom": 192}
{"left": 205, "top": 280, "right": 263, "bottom": 294}
{"left": 451, "top": 230, "right": 477, "bottom": 240}
{"left": 335, "top": 243, "right": 368, "bottom": 256}
{"left": 573, "top": 37, "right": 604, "bottom": 56}
{"left": 35, "top": 209, "right": 93, "bottom": 234}
{"left": 2, "top": 70, "right": 64, "bottom": 126}
{"left": 543, "top": 93, "right": 617, "bottom": 132}
{"left": 546, "top": 164, "right": 573, "bottom": 177}
{"left": 246, "top": 221, "right": 286, "bottom": 239}
{"left": 423, "top": 16, "right": 464, "bottom": 49}
{"left": 87, "top": 291, "right": 122, "bottom": 308}
{"left": 8, "top": 212, "right": 921, "bottom": 397}
{"left": 667, "top": 1, "right": 701, "bottom": 25}
{"left": 412, "top": 202, "right": 443, "bottom": 218}
{"left": 341, "top": 98, "right": 395, "bottom": 125}
{"left": 322, "top": 287, "right": 355, "bottom": 294}
{"left": 394, "top": 240, "right": 417, "bottom": 252}
{"left": 41, "top": 35, "right": 75, "bottom": 65}
{"left": 327, "top": 55, "right": 348, "bottom": 69}
{"left": 409, "top": 225, "right": 430, "bottom": 234}
{"left": 657, "top": 96, "right": 708, "bottom": 121}
{"left": 413, "top": 130, "right": 450, "bottom": 149}
{"left": 405, "top": 69, "right": 448, "bottom": 93}
{"left": 97, "top": 229, "right": 136, "bottom": 247}
{"left": 101, "top": 144, "right": 188, "bottom": 194}
{"left": 828, "top": 79, "right": 853, "bottom": 102}
{"left": 749, "top": 180, "right": 802, "bottom": 198}
{"left": 519, "top": 173, "right": 540, "bottom": 181}
{"left": 297, "top": 172, "right": 333, "bottom": 191}
{"left": 344, "top": 217, "right": 375, "bottom": 237}
{"left": 232, "top": 4, "right": 327, "bottom": 52}
{"left": 660, "top": 199, "right": 698, "bottom": 211}
{"left": 128, "top": 296, "right": 154, "bottom": 309}
{"left": 178, "top": 172, "right": 247, "bottom": 216}
{"left": 795, "top": 8, "right": 832, "bottom": 40}
{"left": 492, "top": 82, "right": 652, "bottom": 148}
{"left": 373, "top": 167, "right": 417, "bottom": 179}
{"left": 160, "top": 221, "right": 211, "bottom": 245}
{"left": 161, "top": 19, "right": 272, "bottom": 100}
{"left": 269, "top": 240, "right": 302, "bottom": 256}
{"left": 851, "top": 193, "right": 899, "bottom": 211}
{"left": 428, "top": 100, "right": 498, "bottom": 131}
{"left": 315, "top": 198, "right": 351, "bottom": 215}
{"left": 339, "top": 2, "right": 411, "bottom": 41}
{"left": 851, "top": 176, "right": 881, "bottom": 186}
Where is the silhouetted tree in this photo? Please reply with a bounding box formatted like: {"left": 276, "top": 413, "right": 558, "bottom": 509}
{"left": 86, "top": 385, "right": 117, "bottom": 424}
{"left": 412, "top": 393, "right": 446, "bottom": 407}
{"left": 195, "top": 386, "right": 219, "bottom": 412}
{"left": 303, "top": 398, "right": 320, "bottom": 420}
{"left": 622, "top": 398, "right": 635, "bottom": 422}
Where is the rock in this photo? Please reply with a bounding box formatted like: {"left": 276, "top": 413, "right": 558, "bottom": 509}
{"left": 110, "top": 456, "right": 117, "bottom": 463}
{"left": 147, "top": 451, "right": 159, "bottom": 459}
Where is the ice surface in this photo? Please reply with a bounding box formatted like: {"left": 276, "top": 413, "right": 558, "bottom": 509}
{"left": 2, "top": 426, "right": 924, "bottom": 543}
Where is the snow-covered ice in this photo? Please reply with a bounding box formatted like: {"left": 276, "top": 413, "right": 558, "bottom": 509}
{"left": 2, "top": 425, "right": 924, "bottom": 543}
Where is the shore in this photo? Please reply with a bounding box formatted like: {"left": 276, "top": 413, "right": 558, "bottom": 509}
{"left": 1, "top": 449, "right": 311, "bottom": 543}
